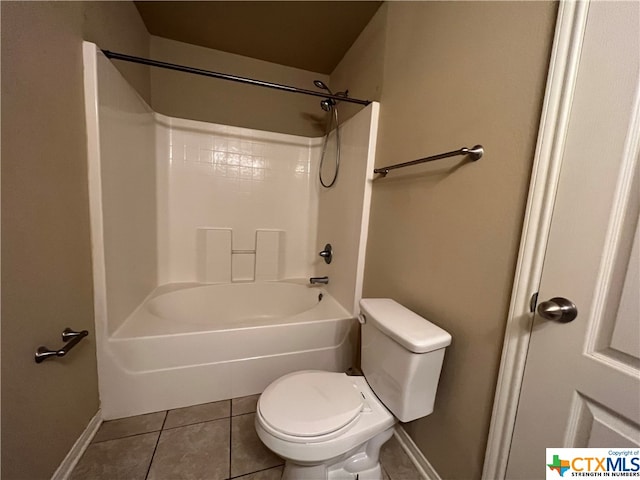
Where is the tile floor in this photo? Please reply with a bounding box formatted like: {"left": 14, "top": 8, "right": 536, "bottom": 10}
{"left": 71, "top": 394, "right": 422, "bottom": 480}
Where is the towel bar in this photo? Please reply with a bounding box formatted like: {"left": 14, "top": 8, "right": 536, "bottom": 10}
{"left": 374, "top": 145, "right": 483, "bottom": 177}
{"left": 35, "top": 328, "right": 88, "bottom": 363}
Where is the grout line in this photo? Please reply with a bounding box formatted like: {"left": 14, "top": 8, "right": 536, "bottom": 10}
{"left": 162, "top": 415, "right": 232, "bottom": 432}
{"left": 91, "top": 429, "right": 163, "bottom": 444}
{"left": 164, "top": 399, "right": 231, "bottom": 414}
{"left": 232, "top": 411, "right": 256, "bottom": 419}
{"left": 160, "top": 411, "right": 168, "bottom": 430}
{"left": 144, "top": 411, "right": 168, "bottom": 480}
{"left": 229, "top": 464, "right": 285, "bottom": 480}
{"left": 231, "top": 409, "right": 257, "bottom": 417}
{"left": 229, "top": 413, "right": 233, "bottom": 480}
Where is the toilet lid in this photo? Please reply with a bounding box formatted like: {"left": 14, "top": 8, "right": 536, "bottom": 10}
{"left": 259, "top": 371, "right": 364, "bottom": 437}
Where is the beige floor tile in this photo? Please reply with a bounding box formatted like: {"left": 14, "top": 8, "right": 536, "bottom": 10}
{"left": 164, "top": 399, "right": 231, "bottom": 429}
{"left": 380, "top": 435, "right": 422, "bottom": 480}
{"left": 147, "top": 418, "right": 230, "bottom": 480}
{"left": 234, "top": 465, "right": 284, "bottom": 480}
{"left": 232, "top": 394, "right": 260, "bottom": 416}
{"left": 70, "top": 432, "right": 159, "bottom": 480}
{"left": 231, "top": 413, "right": 283, "bottom": 477}
{"left": 93, "top": 411, "right": 166, "bottom": 443}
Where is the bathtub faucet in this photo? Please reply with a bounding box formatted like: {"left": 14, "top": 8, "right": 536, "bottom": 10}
{"left": 310, "top": 276, "right": 329, "bottom": 285}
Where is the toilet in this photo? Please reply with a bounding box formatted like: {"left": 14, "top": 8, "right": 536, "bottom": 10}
{"left": 255, "top": 298, "right": 452, "bottom": 480}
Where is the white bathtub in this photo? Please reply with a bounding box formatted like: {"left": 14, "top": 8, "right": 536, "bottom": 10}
{"left": 99, "top": 281, "right": 354, "bottom": 419}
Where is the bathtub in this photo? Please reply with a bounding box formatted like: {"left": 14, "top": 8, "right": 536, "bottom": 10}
{"left": 99, "top": 281, "right": 354, "bottom": 420}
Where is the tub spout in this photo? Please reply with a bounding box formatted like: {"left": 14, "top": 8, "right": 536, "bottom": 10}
{"left": 310, "top": 276, "right": 329, "bottom": 285}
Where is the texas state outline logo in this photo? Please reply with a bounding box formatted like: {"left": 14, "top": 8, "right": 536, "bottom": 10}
{"left": 548, "top": 454, "right": 571, "bottom": 477}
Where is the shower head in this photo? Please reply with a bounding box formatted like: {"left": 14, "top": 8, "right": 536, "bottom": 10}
{"left": 314, "top": 80, "right": 331, "bottom": 93}
{"left": 314, "top": 80, "right": 335, "bottom": 111}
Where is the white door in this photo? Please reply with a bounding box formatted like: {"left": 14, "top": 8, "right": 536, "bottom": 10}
{"left": 506, "top": 1, "right": 640, "bottom": 478}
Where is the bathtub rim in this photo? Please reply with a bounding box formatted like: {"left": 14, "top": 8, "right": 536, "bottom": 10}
{"left": 111, "top": 278, "right": 352, "bottom": 340}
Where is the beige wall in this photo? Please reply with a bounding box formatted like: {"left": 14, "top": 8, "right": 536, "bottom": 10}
{"left": 332, "top": 2, "right": 557, "bottom": 479}
{"left": 150, "top": 35, "right": 330, "bottom": 137}
{"left": 1, "top": 2, "right": 149, "bottom": 478}
{"left": 330, "top": 3, "right": 388, "bottom": 123}
{"left": 83, "top": 1, "right": 151, "bottom": 102}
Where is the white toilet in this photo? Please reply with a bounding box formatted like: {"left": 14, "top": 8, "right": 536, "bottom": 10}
{"left": 255, "top": 298, "right": 452, "bottom": 480}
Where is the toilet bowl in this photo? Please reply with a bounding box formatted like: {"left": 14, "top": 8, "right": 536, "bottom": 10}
{"left": 255, "top": 299, "right": 452, "bottom": 480}
{"left": 255, "top": 371, "right": 395, "bottom": 479}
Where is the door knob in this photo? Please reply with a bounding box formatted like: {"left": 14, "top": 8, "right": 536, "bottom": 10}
{"left": 537, "top": 297, "right": 578, "bottom": 323}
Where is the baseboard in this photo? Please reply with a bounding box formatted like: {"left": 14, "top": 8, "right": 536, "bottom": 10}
{"left": 393, "top": 425, "right": 442, "bottom": 480}
{"left": 51, "top": 409, "right": 103, "bottom": 480}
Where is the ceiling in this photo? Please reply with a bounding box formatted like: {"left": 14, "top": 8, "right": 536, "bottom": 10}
{"left": 134, "top": 1, "right": 383, "bottom": 74}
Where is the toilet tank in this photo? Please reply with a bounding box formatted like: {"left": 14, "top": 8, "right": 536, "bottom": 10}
{"left": 359, "top": 299, "right": 451, "bottom": 422}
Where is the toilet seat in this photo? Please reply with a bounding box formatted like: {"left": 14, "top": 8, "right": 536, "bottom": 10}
{"left": 255, "top": 374, "right": 397, "bottom": 464}
{"left": 258, "top": 371, "right": 364, "bottom": 439}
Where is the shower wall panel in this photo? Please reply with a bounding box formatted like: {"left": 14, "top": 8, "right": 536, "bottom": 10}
{"left": 155, "top": 115, "right": 320, "bottom": 283}
{"left": 315, "top": 103, "right": 379, "bottom": 315}
{"left": 96, "top": 52, "right": 157, "bottom": 335}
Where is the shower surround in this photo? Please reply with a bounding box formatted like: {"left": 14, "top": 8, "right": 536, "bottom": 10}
{"left": 83, "top": 43, "right": 379, "bottom": 419}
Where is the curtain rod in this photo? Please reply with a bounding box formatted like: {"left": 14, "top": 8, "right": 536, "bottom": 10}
{"left": 102, "top": 50, "right": 371, "bottom": 107}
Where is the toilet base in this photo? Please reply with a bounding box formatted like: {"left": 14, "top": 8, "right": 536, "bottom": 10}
{"left": 283, "top": 463, "right": 382, "bottom": 480}
{"left": 281, "top": 427, "right": 394, "bottom": 480}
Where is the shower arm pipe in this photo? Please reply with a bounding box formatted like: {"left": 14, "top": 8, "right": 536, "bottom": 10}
{"left": 102, "top": 50, "right": 371, "bottom": 107}
{"left": 373, "top": 145, "right": 484, "bottom": 177}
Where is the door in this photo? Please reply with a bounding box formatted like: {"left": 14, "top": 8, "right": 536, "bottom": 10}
{"left": 506, "top": 1, "right": 640, "bottom": 478}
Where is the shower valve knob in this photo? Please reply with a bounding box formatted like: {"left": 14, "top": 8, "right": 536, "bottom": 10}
{"left": 319, "top": 244, "right": 333, "bottom": 264}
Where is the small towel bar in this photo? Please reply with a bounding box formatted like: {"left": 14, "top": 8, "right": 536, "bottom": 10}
{"left": 35, "top": 328, "right": 89, "bottom": 363}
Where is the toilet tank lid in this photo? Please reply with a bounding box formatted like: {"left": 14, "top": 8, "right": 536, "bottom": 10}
{"left": 359, "top": 298, "right": 451, "bottom": 353}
